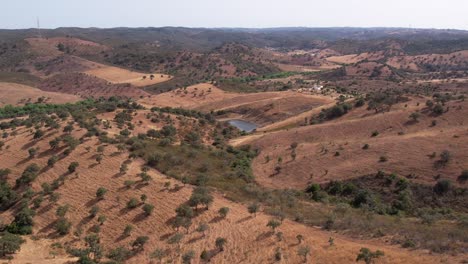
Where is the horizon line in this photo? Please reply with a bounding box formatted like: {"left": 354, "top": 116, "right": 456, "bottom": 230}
{"left": 1, "top": 26, "right": 468, "bottom": 32}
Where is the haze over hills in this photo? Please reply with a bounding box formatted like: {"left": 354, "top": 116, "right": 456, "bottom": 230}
{"left": 0, "top": 26, "right": 467, "bottom": 264}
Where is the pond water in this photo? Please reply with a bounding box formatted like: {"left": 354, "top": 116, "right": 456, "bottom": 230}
{"left": 227, "top": 119, "right": 258, "bottom": 132}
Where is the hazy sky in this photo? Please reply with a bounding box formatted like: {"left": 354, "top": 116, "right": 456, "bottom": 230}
{"left": 2, "top": 0, "right": 468, "bottom": 30}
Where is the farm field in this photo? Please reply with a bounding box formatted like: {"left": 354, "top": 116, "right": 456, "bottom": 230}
{"left": 84, "top": 67, "right": 172, "bottom": 87}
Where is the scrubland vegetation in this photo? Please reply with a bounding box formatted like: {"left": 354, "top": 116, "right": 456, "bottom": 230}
{"left": 0, "top": 26, "right": 467, "bottom": 263}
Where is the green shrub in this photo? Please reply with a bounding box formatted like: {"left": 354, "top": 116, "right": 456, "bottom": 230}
{"left": 126, "top": 198, "right": 139, "bottom": 209}
{"left": 143, "top": 204, "right": 155, "bottom": 216}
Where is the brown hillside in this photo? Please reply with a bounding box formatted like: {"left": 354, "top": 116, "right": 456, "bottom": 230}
{"left": 38, "top": 72, "right": 150, "bottom": 98}
{"left": 0, "top": 82, "right": 80, "bottom": 106}
{"left": 140, "top": 83, "right": 333, "bottom": 126}
{"left": 84, "top": 67, "right": 172, "bottom": 87}
{"left": 0, "top": 116, "right": 461, "bottom": 264}
{"left": 240, "top": 97, "right": 468, "bottom": 189}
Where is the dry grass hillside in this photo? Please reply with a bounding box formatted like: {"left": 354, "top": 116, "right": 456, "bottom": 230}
{"left": 326, "top": 52, "right": 385, "bottom": 64}
{"left": 387, "top": 50, "right": 468, "bottom": 72}
{"left": 237, "top": 97, "right": 468, "bottom": 189}
{"left": 38, "top": 73, "right": 151, "bottom": 98}
{"left": 22, "top": 37, "right": 172, "bottom": 91}
{"left": 84, "top": 67, "right": 172, "bottom": 87}
{"left": 0, "top": 111, "right": 461, "bottom": 264}
{"left": 1, "top": 28, "right": 468, "bottom": 264}
{"left": 139, "top": 83, "right": 234, "bottom": 109}
{"left": 140, "top": 83, "right": 333, "bottom": 126}
{"left": 0, "top": 82, "right": 80, "bottom": 106}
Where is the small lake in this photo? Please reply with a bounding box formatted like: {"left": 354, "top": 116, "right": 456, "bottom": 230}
{"left": 227, "top": 119, "right": 258, "bottom": 132}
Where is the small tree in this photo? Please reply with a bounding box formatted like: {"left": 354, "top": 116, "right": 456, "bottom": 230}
{"left": 150, "top": 248, "right": 165, "bottom": 263}
{"left": 97, "top": 215, "right": 107, "bottom": 225}
{"left": 291, "top": 151, "right": 297, "bottom": 161}
{"left": 215, "top": 237, "right": 227, "bottom": 251}
{"left": 96, "top": 155, "right": 103, "bottom": 164}
{"left": 432, "top": 104, "right": 444, "bottom": 115}
{"left": 426, "top": 100, "right": 434, "bottom": 109}
{"left": 28, "top": 148, "right": 37, "bottom": 158}
{"left": 276, "top": 232, "right": 283, "bottom": 242}
{"left": 188, "top": 187, "right": 213, "bottom": 210}
{"left": 124, "top": 180, "right": 135, "bottom": 188}
{"left": 97, "top": 145, "right": 105, "bottom": 154}
{"left": 96, "top": 187, "right": 107, "bottom": 200}
{"left": 68, "top": 162, "right": 79, "bottom": 173}
{"left": 131, "top": 236, "right": 149, "bottom": 251}
{"left": 143, "top": 203, "right": 155, "bottom": 216}
{"left": 47, "top": 156, "right": 59, "bottom": 167}
{"left": 439, "top": 150, "right": 451, "bottom": 165}
{"left": 356, "top": 248, "right": 384, "bottom": 264}
{"left": 248, "top": 203, "right": 259, "bottom": 217}
{"left": 291, "top": 142, "right": 298, "bottom": 150}
{"left": 267, "top": 219, "right": 281, "bottom": 233}
{"left": 409, "top": 112, "right": 420, "bottom": 122}
{"left": 33, "top": 129, "right": 44, "bottom": 140}
{"left": 196, "top": 222, "right": 209, "bottom": 236}
{"left": 56, "top": 204, "right": 69, "bottom": 218}
{"left": 123, "top": 225, "right": 133, "bottom": 237}
{"left": 168, "top": 232, "right": 184, "bottom": 246}
{"left": 55, "top": 218, "right": 71, "bottom": 235}
{"left": 127, "top": 198, "right": 139, "bottom": 209}
{"left": 107, "top": 246, "right": 132, "bottom": 263}
{"left": 89, "top": 206, "right": 99, "bottom": 218}
{"left": 296, "top": 234, "right": 304, "bottom": 244}
{"left": 63, "top": 124, "right": 73, "bottom": 134}
{"left": 218, "top": 207, "right": 229, "bottom": 219}
{"left": 433, "top": 179, "right": 452, "bottom": 195}
{"left": 0, "top": 232, "right": 25, "bottom": 257}
{"left": 182, "top": 250, "right": 195, "bottom": 264}
{"left": 120, "top": 163, "right": 128, "bottom": 174}
{"left": 297, "top": 246, "right": 311, "bottom": 262}
{"left": 275, "top": 247, "right": 282, "bottom": 261}
{"left": 200, "top": 249, "right": 209, "bottom": 262}
{"left": 139, "top": 172, "right": 152, "bottom": 183}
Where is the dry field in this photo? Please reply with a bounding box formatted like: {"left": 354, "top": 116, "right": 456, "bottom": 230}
{"left": 0, "top": 82, "right": 80, "bottom": 106}
{"left": 84, "top": 67, "right": 172, "bottom": 87}
{"left": 275, "top": 63, "right": 338, "bottom": 72}
{"left": 0, "top": 117, "right": 461, "bottom": 264}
